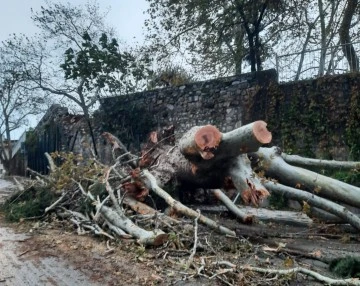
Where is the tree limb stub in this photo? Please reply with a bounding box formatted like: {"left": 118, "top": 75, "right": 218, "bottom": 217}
{"left": 229, "top": 155, "right": 270, "bottom": 206}
{"left": 179, "top": 121, "right": 272, "bottom": 162}
{"left": 211, "top": 189, "right": 254, "bottom": 224}
{"left": 220, "top": 120, "right": 272, "bottom": 155}
{"left": 194, "top": 125, "right": 222, "bottom": 159}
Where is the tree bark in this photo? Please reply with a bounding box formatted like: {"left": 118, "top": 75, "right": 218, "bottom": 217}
{"left": 98, "top": 204, "right": 168, "bottom": 246}
{"left": 281, "top": 153, "right": 360, "bottom": 170}
{"left": 263, "top": 181, "right": 360, "bottom": 230}
{"left": 179, "top": 121, "right": 272, "bottom": 163}
{"left": 255, "top": 147, "right": 360, "bottom": 208}
{"left": 339, "top": 0, "right": 359, "bottom": 71}
{"left": 193, "top": 205, "right": 313, "bottom": 227}
{"left": 211, "top": 189, "right": 254, "bottom": 223}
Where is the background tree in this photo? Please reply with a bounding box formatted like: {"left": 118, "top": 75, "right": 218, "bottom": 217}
{"left": 145, "top": 0, "right": 360, "bottom": 80}
{"left": 145, "top": 0, "right": 291, "bottom": 77}
{"left": 3, "top": 1, "right": 150, "bottom": 156}
{"left": 147, "top": 64, "right": 194, "bottom": 89}
{"left": 339, "top": 0, "right": 359, "bottom": 71}
{"left": 280, "top": 0, "right": 360, "bottom": 79}
{"left": 0, "top": 48, "right": 43, "bottom": 174}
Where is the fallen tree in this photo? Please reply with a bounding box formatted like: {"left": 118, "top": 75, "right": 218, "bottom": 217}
{"left": 4, "top": 120, "right": 360, "bottom": 285}
{"left": 12, "top": 120, "right": 360, "bottom": 240}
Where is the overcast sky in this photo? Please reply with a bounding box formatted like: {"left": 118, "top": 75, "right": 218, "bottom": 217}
{"left": 0, "top": 0, "right": 149, "bottom": 139}
{"left": 0, "top": 0, "right": 148, "bottom": 43}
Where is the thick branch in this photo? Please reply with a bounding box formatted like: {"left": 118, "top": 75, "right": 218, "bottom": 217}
{"left": 264, "top": 181, "right": 360, "bottom": 230}
{"left": 281, "top": 153, "right": 360, "bottom": 170}
{"left": 256, "top": 147, "right": 360, "bottom": 208}
{"left": 179, "top": 121, "right": 271, "bottom": 162}
{"left": 240, "top": 265, "right": 360, "bottom": 285}
{"left": 98, "top": 204, "right": 168, "bottom": 246}
{"left": 142, "top": 170, "right": 236, "bottom": 236}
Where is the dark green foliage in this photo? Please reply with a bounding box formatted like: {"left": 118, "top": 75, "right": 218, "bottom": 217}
{"left": 329, "top": 170, "right": 360, "bottom": 187}
{"left": 147, "top": 64, "right": 194, "bottom": 89}
{"left": 60, "top": 32, "right": 149, "bottom": 94}
{"left": 79, "top": 182, "right": 107, "bottom": 213}
{"left": 24, "top": 129, "right": 37, "bottom": 153}
{"left": 97, "top": 103, "right": 156, "bottom": 149}
{"left": 269, "top": 192, "right": 288, "bottom": 210}
{"left": 145, "top": 0, "right": 291, "bottom": 75}
{"left": 329, "top": 256, "right": 360, "bottom": 278}
{"left": 2, "top": 186, "right": 58, "bottom": 222}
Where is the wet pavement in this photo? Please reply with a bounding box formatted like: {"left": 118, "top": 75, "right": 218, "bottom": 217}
{"left": 0, "top": 178, "right": 100, "bottom": 286}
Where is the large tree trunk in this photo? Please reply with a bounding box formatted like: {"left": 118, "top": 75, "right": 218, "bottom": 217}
{"left": 143, "top": 122, "right": 360, "bottom": 229}
{"left": 339, "top": 0, "right": 359, "bottom": 71}
{"left": 42, "top": 120, "right": 360, "bottom": 246}
{"left": 254, "top": 147, "right": 360, "bottom": 209}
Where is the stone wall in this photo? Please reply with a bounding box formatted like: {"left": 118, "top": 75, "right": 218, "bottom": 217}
{"left": 99, "top": 70, "right": 359, "bottom": 160}
{"left": 16, "top": 69, "right": 358, "bottom": 175}
{"left": 99, "top": 69, "right": 277, "bottom": 146}
{"left": 245, "top": 74, "right": 359, "bottom": 160}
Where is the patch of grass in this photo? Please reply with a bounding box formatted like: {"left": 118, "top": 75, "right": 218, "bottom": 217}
{"left": 2, "top": 186, "right": 58, "bottom": 222}
{"left": 329, "top": 256, "right": 360, "bottom": 278}
{"left": 329, "top": 170, "right": 360, "bottom": 187}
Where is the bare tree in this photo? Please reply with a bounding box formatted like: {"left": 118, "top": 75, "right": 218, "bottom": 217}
{"left": 0, "top": 48, "right": 43, "bottom": 174}
{"left": 339, "top": 0, "right": 359, "bottom": 71}
{"left": 3, "top": 1, "right": 150, "bottom": 157}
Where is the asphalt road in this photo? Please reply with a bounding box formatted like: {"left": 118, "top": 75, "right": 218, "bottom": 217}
{"left": 0, "top": 178, "right": 99, "bottom": 286}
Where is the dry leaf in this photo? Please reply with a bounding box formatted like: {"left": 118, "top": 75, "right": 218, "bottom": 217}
{"left": 283, "top": 257, "right": 294, "bottom": 268}
{"left": 151, "top": 273, "right": 163, "bottom": 281}
{"left": 309, "top": 250, "right": 322, "bottom": 258}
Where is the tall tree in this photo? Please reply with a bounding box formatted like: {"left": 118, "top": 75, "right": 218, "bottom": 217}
{"left": 0, "top": 48, "right": 43, "bottom": 174}
{"left": 4, "top": 1, "right": 150, "bottom": 156}
{"left": 145, "top": 0, "right": 290, "bottom": 76}
{"left": 339, "top": 0, "right": 359, "bottom": 71}
{"left": 273, "top": 0, "right": 360, "bottom": 81}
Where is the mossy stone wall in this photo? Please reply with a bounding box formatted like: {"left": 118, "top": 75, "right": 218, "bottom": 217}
{"left": 98, "top": 70, "right": 359, "bottom": 160}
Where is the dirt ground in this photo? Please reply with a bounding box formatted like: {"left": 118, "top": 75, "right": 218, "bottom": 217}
{"left": 1, "top": 178, "right": 360, "bottom": 286}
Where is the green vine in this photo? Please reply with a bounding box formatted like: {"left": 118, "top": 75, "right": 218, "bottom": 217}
{"left": 346, "top": 84, "right": 360, "bottom": 160}
{"left": 246, "top": 74, "right": 360, "bottom": 160}
{"left": 96, "top": 100, "right": 156, "bottom": 149}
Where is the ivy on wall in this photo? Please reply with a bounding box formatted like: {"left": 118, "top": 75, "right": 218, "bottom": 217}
{"left": 244, "top": 74, "right": 360, "bottom": 160}
{"left": 96, "top": 71, "right": 359, "bottom": 161}
{"left": 96, "top": 100, "right": 156, "bottom": 150}
{"left": 346, "top": 81, "right": 360, "bottom": 160}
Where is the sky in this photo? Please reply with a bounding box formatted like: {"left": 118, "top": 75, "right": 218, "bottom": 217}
{"left": 0, "top": 0, "right": 149, "bottom": 139}
{"left": 0, "top": 0, "right": 148, "bottom": 44}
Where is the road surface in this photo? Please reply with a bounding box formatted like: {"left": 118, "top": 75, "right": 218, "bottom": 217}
{"left": 0, "top": 178, "right": 101, "bottom": 286}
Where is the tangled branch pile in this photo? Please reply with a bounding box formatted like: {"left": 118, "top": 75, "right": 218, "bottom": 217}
{"left": 4, "top": 120, "right": 360, "bottom": 285}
